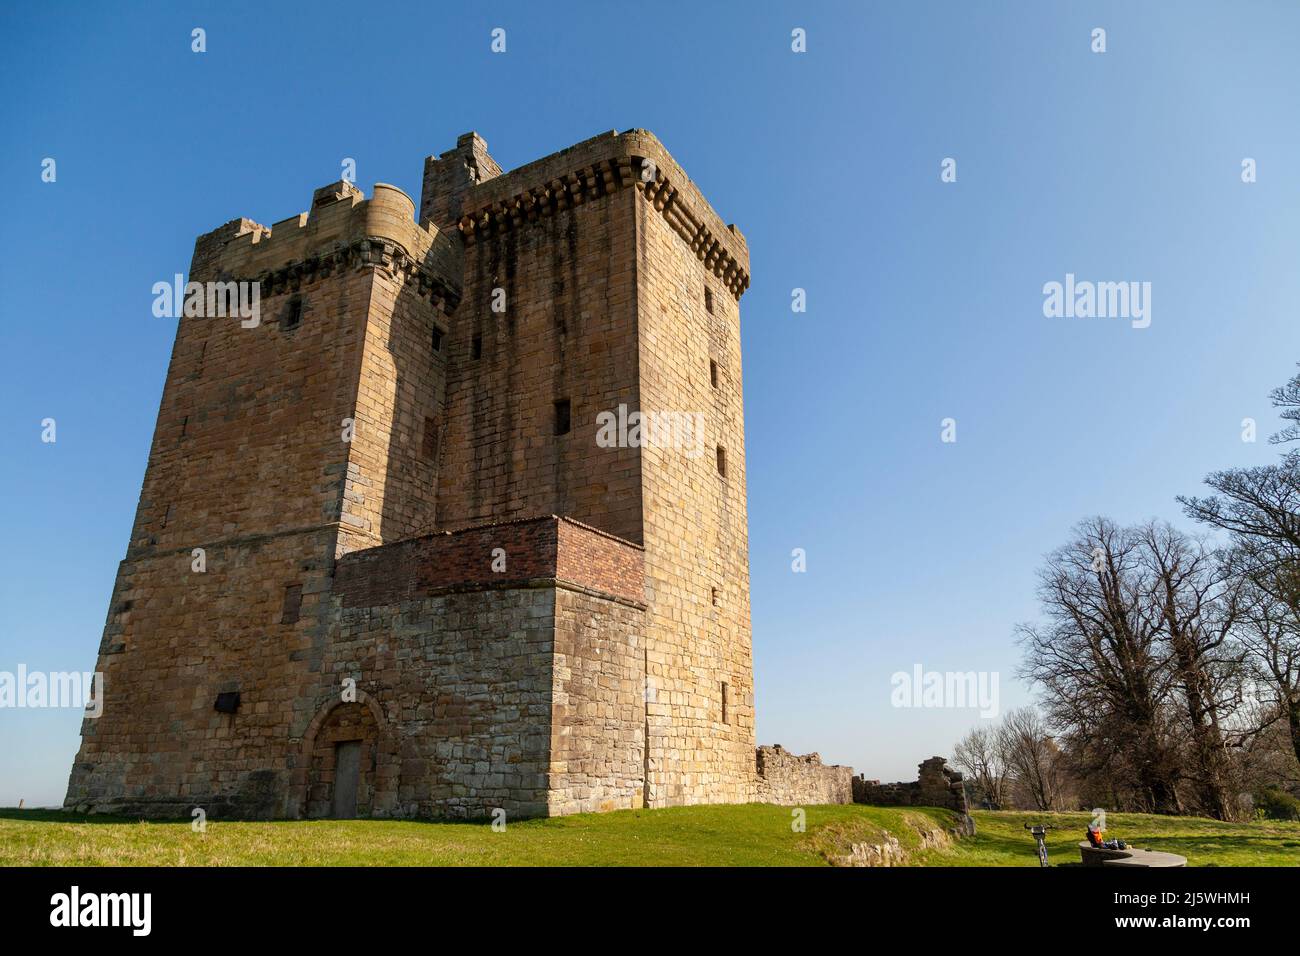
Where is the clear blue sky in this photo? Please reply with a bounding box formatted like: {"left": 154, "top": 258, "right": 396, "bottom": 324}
{"left": 3, "top": 1, "right": 1298, "bottom": 806}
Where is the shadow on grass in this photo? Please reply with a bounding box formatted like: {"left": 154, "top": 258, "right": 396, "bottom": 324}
{"left": 0, "top": 808, "right": 130, "bottom": 824}
{"left": 962, "top": 827, "right": 1062, "bottom": 864}
{"left": 0, "top": 807, "right": 535, "bottom": 830}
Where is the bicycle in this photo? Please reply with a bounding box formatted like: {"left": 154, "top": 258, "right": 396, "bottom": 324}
{"left": 1024, "top": 823, "right": 1054, "bottom": 867}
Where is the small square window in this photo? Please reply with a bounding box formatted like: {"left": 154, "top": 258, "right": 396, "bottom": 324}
{"left": 431, "top": 326, "right": 444, "bottom": 352}
{"left": 472, "top": 334, "right": 482, "bottom": 360}
{"left": 282, "top": 297, "right": 303, "bottom": 332}
{"left": 554, "top": 399, "right": 571, "bottom": 436}
{"left": 716, "top": 446, "right": 727, "bottom": 478}
{"left": 214, "top": 691, "right": 241, "bottom": 714}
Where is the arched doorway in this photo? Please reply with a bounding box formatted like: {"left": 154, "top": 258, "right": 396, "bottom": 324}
{"left": 298, "top": 695, "right": 391, "bottom": 819}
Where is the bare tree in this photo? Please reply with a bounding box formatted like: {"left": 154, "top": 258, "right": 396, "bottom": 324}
{"left": 1018, "top": 517, "right": 1183, "bottom": 813}
{"left": 953, "top": 725, "right": 1008, "bottom": 809}
{"left": 996, "top": 707, "right": 1069, "bottom": 810}
{"left": 1180, "top": 367, "right": 1300, "bottom": 777}
{"left": 1180, "top": 454, "right": 1300, "bottom": 554}
{"left": 1267, "top": 363, "right": 1300, "bottom": 446}
{"left": 1140, "top": 522, "right": 1246, "bottom": 819}
{"left": 1228, "top": 544, "right": 1300, "bottom": 770}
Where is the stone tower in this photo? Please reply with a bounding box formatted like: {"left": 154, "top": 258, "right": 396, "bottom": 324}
{"left": 66, "top": 129, "right": 755, "bottom": 818}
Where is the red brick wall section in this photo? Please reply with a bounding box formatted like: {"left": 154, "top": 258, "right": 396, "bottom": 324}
{"left": 555, "top": 518, "right": 644, "bottom": 604}
{"left": 334, "top": 515, "right": 644, "bottom": 608}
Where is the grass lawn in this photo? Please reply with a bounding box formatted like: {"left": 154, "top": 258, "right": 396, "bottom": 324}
{"left": 953, "top": 809, "right": 1300, "bottom": 867}
{"left": 2, "top": 804, "right": 1297, "bottom": 866}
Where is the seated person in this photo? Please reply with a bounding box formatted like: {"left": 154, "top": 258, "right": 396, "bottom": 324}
{"left": 1086, "top": 824, "right": 1127, "bottom": 850}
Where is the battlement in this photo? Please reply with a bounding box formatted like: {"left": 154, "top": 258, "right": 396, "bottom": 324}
{"left": 193, "top": 180, "right": 462, "bottom": 312}
{"left": 426, "top": 129, "right": 750, "bottom": 300}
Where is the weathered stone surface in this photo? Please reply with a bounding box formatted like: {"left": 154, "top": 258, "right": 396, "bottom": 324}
{"left": 827, "top": 824, "right": 953, "bottom": 867}
{"left": 754, "top": 745, "right": 854, "bottom": 805}
{"left": 1078, "top": 842, "right": 1187, "bottom": 867}
{"left": 852, "top": 756, "right": 976, "bottom": 835}
{"left": 65, "top": 130, "right": 793, "bottom": 820}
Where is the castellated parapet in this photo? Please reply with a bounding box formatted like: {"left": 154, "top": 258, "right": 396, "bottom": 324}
{"left": 65, "top": 130, "right": 786, "bottom": 820}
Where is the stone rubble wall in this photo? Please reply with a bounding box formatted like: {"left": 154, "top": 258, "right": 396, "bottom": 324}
{"left": 826, "top": 825, "right": 953, "bottom": 867}
{"left": 852, "top": 756, "right": 972, "bottom": 819}
{"left": 754, "top": 745, "right": 854, "bottom": 805}
{"left": 319, "top": 583, "right": 644, "bottom": 821}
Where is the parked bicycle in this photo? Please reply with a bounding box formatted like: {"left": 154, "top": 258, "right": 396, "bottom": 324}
{"left": 1024, "top": 823, "right": 1054, "bottom": 867}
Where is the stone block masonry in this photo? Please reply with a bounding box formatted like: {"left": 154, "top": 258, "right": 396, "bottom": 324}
{"left": 67, "top": 129, "right": 823, "bottom": 820}
{"left": 315, "top": 518, "right": 649, "bottom": 819}
{"left": 754, "top": 745, "right": 854, "bottom": 805}
{"left": 852, "top": 756, "right": 975, "bottom": 834}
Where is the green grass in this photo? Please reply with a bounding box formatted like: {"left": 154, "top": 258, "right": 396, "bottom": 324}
{"left": 3, "top": 804, "right": 1297, "bottom": 866}
{"left": 950, "top": 809, "right": 1300, "bottom": 867}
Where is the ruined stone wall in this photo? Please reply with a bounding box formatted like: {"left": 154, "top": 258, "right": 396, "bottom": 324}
{"left": 754, "top": 745, "right": 854, "bottom": 805}
{"left": 853, "top": 756, "right": 972, "bottom": 818}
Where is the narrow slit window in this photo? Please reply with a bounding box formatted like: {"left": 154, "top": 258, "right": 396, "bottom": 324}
{"left": 711, "top": 587, "right": 720, "bottom": 607}
{"left": 281, "top": 583, "right": 303, "bottom": 625}
{"left": 721, "top": 682, "right": 729, "bottom": 724}
{"left": 431, "top": 326, "right": 444, "bottom": 352}
{"left": 471, "top": 334, "right": 482, "bottom": 360}
{"left": 421, "top": 417, "right": 439, "bottom": 461}
{"left": 704, "top": 286, "right": 714, "bottom": 314}
{"left": 716, "top": 445, "right": 727, "bottom": 477}
{"left": 554, "top": 399, "right": 571, "bottom": 436}
{"left": 709, "top": 359, "right": 718, "bottom": 388}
